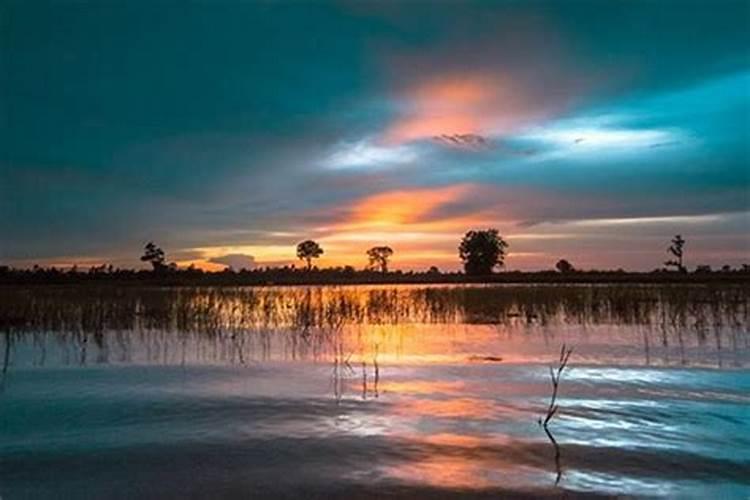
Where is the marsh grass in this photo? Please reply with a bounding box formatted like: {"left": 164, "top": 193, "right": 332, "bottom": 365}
{"left": 0, "top": 284, "right": 747, "bottom": 368}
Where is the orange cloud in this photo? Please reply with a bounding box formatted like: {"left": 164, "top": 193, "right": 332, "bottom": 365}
{"left": 383, "top": 73, "right": 551, "bottom": 145}
{"left": 344, "top": 184, "right": 474, "bottom": 228}
{"left": 385, "top": 77, "right": 489, "bottom": 144}
{"left": 311, "top": 183, "right": 508, "bottom": 270}
{"left": 176, "top": 185, "right": 585, "bottom": 271}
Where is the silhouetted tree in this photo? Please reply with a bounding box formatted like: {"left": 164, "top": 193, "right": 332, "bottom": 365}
{"left": 555, "top": 259, "right": 575, "bottom": 274}
{"left": 366, "top": 246, "right": 394, "bottom": 274}
{"left": 141, "top": 242, "right": 166, "bottom": 272}
{"left": 665, "top": 234, "right": 686, "bottom": 273}
{"left": 458, "top": 229, "right": 508, "bottom": 275}
{"left": 427, "top": 266, "right": 441, "bottom": 275}
{"left": 296, "top": 240, "right": 323, "bottom": 270}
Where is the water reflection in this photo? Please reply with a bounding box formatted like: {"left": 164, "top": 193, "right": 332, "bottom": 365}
{"left": 1, "top": 284, "right": 747, "bottom": 371}
{"left": 1, "top": 284, "right": 749, "bottom": 498}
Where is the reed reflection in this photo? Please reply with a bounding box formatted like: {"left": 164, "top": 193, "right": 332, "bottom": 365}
{"left": 0, "top": 285, "right": 747, "bottom": 372}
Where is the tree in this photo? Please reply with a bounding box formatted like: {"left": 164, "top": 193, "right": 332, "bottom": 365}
{"left": 555, "top": 259, "right": 575, "bottom": 274}
{"left": 296, "top": 240, "right": 323, "bottom": 270}
{"left": 458, "top": 229, "right": 509, "bottom": 275}
{"left": 665, "top": 234, "right": 686, "bottom": 273}
{"left": 141, "top": 242, "right": 166, "bottom": 272}
{"left": 366, "top": 246, "right": 394, "bottom": 274}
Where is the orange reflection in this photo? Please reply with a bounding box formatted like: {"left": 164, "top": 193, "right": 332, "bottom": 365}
{"left": 385, "top": 455, "right": 496, "bottom": 489}
{"left": 396, "top": 397, "right": 497, "bottom": 419}
{"left": 337, "top": 319, "right": 535, "bottom": 366}
{"left": 420, "top": 432, "right": 513, "bottom": 448}
{"left": 378, "top": 380, "right": 466, "bottom": 395}
{"left": 421, "top": 433, "right": 487, "bottom": 447}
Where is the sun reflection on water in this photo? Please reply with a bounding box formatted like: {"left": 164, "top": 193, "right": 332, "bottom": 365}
{"left": 1, "top": 284, "right": 749, "bottom": 497}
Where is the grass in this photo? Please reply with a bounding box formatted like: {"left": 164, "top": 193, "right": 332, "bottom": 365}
{"left": 1, "top": 283, "right": 747, "bottom": 334}
{"left": 0, "top": 283, "right": 747, "bottom": 368}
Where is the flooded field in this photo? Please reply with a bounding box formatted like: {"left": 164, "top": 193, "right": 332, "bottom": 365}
{"left": 1, "top": 284, "right": 749, "bottom": 498}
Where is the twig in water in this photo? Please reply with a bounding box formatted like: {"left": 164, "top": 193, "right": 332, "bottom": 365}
{"left": 542, "top": 344, "right": 573, "bottom": 427}
{"left": 539, "top": 343, "right": 573, "bottom": 486}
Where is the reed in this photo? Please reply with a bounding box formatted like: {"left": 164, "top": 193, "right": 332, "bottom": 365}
{"left": 0, "top": 284, "right": 747, "bottom": 369}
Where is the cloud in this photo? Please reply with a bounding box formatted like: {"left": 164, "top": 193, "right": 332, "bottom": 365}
{"left": 383, "top": 74, "right": 567, "bottom": 145}
{"left": 3, "top": 4, "right": 748, "bottom": 271}
{"left": 432, "top": 133, "right": 490, "bottom": 151}
{"left": 378, "top": 21, "right": 594, "bottom": 146}
{"left": 520, "top": 123, "right": 685, "bottom": 152}
{"left": 340, "top": 184, "right": 475, "bottom": 228}
{"left": 207, "top": 253, "right": 257, "bottom": 270}
{"left": 648, "top": 141, "right": 681, "bottom": 149}
{"left": 323, "top": 139, "right": 418, "bottom": 170}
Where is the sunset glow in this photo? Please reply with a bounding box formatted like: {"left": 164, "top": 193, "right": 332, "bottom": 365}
{"left": 1, "top": 1, "right": 747, "bottom": 272}
{"left": 384, "top": 75, "right": 552, "bottom": 144}
{"left": 2, "top": 4, "right": 749, "bottom": 500}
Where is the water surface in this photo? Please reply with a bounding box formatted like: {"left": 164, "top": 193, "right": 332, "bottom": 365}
{"left": 1, "top": 284, "right": 749, "bottom": 498}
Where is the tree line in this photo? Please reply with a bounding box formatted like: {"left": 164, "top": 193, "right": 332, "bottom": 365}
{"left": 138, "top": 229, "right": 510, "bottom": 275}
{"left": 141, "top": 229, "right": 734, "bottom": 276}
{"left": 275, "top": 229, "right": 506, "bottom": 275}
{"left": 2, "top": 229, "right": 747, "bottom": 285}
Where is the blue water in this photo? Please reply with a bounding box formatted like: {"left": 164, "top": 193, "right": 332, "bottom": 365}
{"left": 1, "top": 285, "right": 749, "bottom": 498}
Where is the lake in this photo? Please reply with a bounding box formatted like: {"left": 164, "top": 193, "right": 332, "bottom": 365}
{"left": 1, "top": 284, "right": 749, "bottom": 498}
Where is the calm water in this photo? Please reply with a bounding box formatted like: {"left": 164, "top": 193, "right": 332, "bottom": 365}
{"left": 1, "top": 284, "right": 749, "bottom": 499}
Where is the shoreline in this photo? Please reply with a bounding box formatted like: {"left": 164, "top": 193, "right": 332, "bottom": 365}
{"left": 2, "top": 271, "right": 748, "bottom": 287}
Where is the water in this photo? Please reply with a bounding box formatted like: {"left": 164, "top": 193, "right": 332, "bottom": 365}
{"left": 1, "top": 284, "right": 749, "bottom": 498}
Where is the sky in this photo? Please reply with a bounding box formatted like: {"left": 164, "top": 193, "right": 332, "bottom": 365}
{"left": 1, "top": 0, "right": 749, "bottom": 271}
